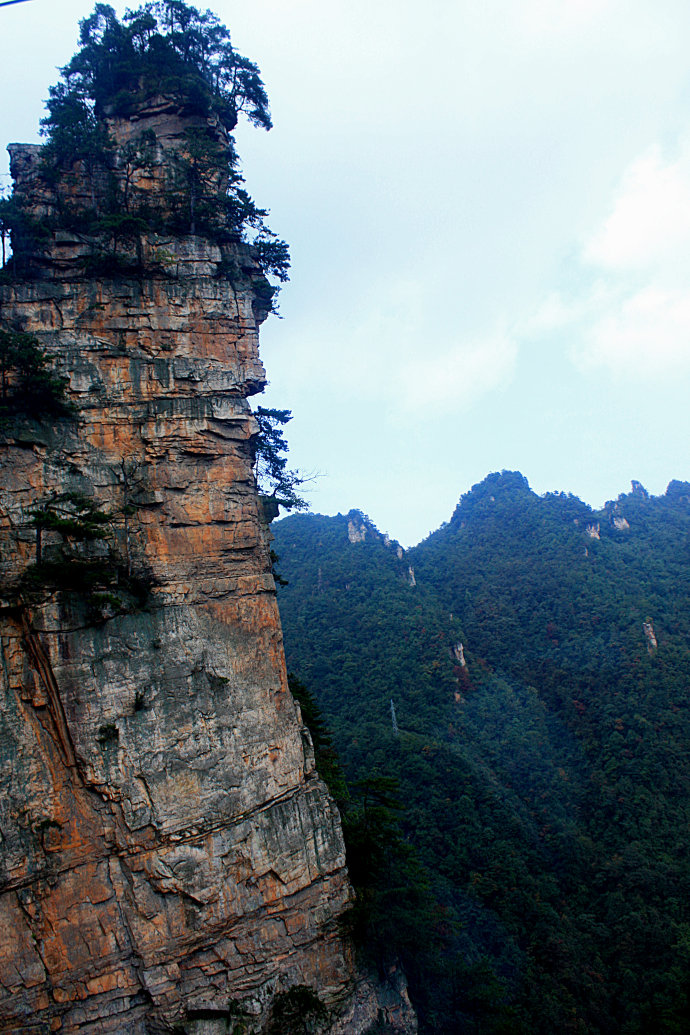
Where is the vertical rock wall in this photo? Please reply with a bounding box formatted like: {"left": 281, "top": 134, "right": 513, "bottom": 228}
{"left": 0, "top": 133, "right": 414, "bottom": 1034}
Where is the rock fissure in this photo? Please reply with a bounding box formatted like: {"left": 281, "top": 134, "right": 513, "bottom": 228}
{"left": 19, "top": 607, "right": 79, "bottom": 772}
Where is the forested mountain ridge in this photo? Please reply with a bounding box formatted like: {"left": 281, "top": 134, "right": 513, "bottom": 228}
{"left": 273, "top": 472, "right": 690, "bottom": 1034}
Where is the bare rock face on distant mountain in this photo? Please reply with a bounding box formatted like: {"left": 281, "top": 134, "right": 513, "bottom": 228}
{"left": 0, "top": 112, "right": 415, "bottom": 1035}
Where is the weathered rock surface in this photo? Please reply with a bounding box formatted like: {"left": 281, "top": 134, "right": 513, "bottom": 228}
{"left": 0, "top": 122, "right": 415, "bottom": 1034}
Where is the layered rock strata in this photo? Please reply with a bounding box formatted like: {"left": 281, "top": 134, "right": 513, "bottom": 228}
{"left": 0, "top": 126, "right": 414, "bottom": 1034}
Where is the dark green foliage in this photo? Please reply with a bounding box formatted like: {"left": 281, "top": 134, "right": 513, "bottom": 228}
{"left": 253, "top": 407, "right": 309, "bottom": 514}
{"left": 79, "top": 248, "right": 145, "bottom": 277}
{"left": 19, "top": 555, "right": 152, "bottom": 616}
{"left": 96, "top": 722, "right": 119, "bottom": 744}
{"left": 273, "top": 477, "right": 690, "bottom": 1033}
{"left": 40, "top": 79, "right": 115, "bottom": 197}
{"left": 0, "top": 200, "right": 51, "bottom": 280}
{"left": 53, "top": 2, "right": 272, "bottom": 132}
{"left": 29, "top": 493, "right": 111, "bottom": 544}
{"left": 266, "top": 985, "right": 329, "bottom": 1035}
{"left": 0, "top": 194, "right": 32, "bottom": 273}
{"left": 224, "top": 999, "right": 251, "bottom": 1035}
{"left": 288, "top": 673, "right": 347, "bottom": 806}
{"left": 19, "top": 491, "right": 153, "bottom": 619}
{"left": 0, "top": 328, "right": 73, "bottom": 421}
{"left": 364, "top": 1024, "right": 411, "bottom": 1035}
{"left": 342, "top": 774, "right": 435, "bottom": 971}
{"left": 252, "top": 234, "right": 291, "bottom": 283}
{"left": 289, "top": 669, "right": 470, "bottom": 1027}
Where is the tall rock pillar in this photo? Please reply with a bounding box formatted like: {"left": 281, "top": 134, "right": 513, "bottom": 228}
{"left": 0, "top": 120, "right": 414, "bottom": 1034}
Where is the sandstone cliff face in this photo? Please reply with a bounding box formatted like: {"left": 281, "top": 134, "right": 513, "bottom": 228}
{"left": 0, "top": 120, "right": 415, "bottom": 1035}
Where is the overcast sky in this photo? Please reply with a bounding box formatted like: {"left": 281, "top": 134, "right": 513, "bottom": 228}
{"left": 2, "top": 0, "right": 690, "bottom": 544}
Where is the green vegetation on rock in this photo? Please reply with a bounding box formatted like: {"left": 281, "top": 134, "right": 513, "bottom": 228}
{"left": 0, "top": 328, "right": 72, "bottom": 422}
{"left": 253, "top": 407, "right": 310, "bottom": 518}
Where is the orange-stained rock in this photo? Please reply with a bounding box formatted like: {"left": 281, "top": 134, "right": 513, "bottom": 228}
{"left": 0, "top": 119, "right": 416, "bottom": 1034}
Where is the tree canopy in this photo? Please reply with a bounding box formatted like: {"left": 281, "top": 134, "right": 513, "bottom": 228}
{"left": 42, "top": 2, "right": 272, "bottom": 137}
{"left": 273, "top": 477, "right": 690, "bottom": 1033}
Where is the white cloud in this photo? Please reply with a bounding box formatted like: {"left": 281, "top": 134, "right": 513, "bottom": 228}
{"left": 394, "top": 334, "right": 518, "bottom": 417}
{"left": 543, "top": 139, "right": 690, "bottom": 379}
{"left": 578, "top": 287, "right": 690, "bottom": 376}
{"left": 584, "top": 145, "right": 690, "bottom": 272}
{"left": 526, "top": 292, "right": 583, "bottom": 334}
{"left": 265, "top": 277, "right": 518, "bottom": 423}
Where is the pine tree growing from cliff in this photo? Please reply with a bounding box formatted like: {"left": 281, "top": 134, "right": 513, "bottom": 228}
{"left": 253, "top": 407, "right": 310, "bottom": 515}
{"left": 0, "top": 329, "right": 72, "bottom": 420}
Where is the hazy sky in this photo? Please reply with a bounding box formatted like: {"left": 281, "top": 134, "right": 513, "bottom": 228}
{"left": 2, "top": 0, "right": 690, "bottom": 544}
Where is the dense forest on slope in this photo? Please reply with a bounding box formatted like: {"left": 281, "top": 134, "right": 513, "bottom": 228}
{"left": 273, "top": 472, "right": 690, "bottom": 1034}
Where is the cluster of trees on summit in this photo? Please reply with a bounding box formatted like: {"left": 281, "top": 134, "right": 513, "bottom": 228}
{"left": 274, "top": 473, "right": 690, "bottom": 1034}
{"left": 0, "top": 0, "right": 289, "bottom": 283}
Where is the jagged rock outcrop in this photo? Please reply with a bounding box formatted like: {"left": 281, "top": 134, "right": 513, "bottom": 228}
{"left": 0, "top": 118, "right": 415, "bottom": 1034}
